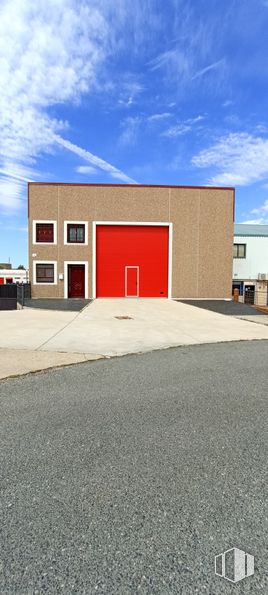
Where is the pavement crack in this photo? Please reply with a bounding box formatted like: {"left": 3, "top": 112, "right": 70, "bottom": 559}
{"left": 36, "top": 311, "right": 82, "bottom": 351}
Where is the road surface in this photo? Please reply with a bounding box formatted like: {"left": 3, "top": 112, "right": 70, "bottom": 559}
{"left": 0, "top": 341, "right": 267, "bottom": 593}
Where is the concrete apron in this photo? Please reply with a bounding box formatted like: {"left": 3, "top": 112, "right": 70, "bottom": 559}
{"left": 1, "top": 299, "right": 268, "bottom": 378}
{"left": 0, "top": 350, "right": 104, "bottom": 380}
{"left": 36, "top": 298, "right": 268, "bottom": 356}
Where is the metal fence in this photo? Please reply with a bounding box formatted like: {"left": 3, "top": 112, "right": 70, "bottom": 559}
{"left": 17, "top": 283, "right": 31, "bottom": 306}
{"left": 239, "top": 290, "right": 267, "bottom": 307}
{"left": 0, "top": 283, "right": 31, "bottom": 310}
{"left": 0, "top": 284, "right": 17, "bottom": 310}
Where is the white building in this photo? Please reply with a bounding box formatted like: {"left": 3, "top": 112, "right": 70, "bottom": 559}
{"left": 0, "top": 268, "right": 28, "bottom": 285}
{"left": 233, "top": 224, "right": 268, "bottom": 305}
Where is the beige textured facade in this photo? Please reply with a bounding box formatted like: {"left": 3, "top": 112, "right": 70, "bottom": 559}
{"left": 28, "top": 183, "right": 234, "bottom": 299}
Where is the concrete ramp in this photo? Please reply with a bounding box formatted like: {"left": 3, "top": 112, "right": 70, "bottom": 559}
{"left": 39, "top": 298, "right": 268, "bottom": 356}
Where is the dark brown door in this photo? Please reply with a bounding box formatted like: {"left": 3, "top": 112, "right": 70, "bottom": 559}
{"left": 68, "top": 265, "right": 85, "bottom": 298}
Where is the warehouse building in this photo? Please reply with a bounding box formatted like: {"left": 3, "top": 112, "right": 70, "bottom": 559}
{"left": 233, "top": 223, "right": 268, "bottom": 305}
{"left": 28, "top": 183, "right": 234, "bottom": 300}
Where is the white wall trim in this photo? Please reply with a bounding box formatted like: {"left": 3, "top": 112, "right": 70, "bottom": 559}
{"left": 64, "top": 261, "right": 89, "bottom": 299}
{"left": 168, "top": 223, "right": 173, "bottom": 299}
{"left": 92, "top": 222, "right": 96, "bottom": 299}
{"left": 93, "top": 221, "right": 171, "bottom": 226}
{"left": 33, "top": 260, "right": 57, "bottom": 285}
{"left": 92, "top": 221, "right": 172, "bottom": 299}
{"left": 63, "top": 221, "right": 88, "bottom": 245}
{"left": 32, "top": 220, "right": 57, "bottom": 245}
{"left": 125, "top": 266, "right": 139, "bottom": 297}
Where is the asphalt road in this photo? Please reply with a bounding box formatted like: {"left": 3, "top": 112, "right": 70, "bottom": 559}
{"left": 0, "top": 341, "right": 267, "bottom": 594}
{"left": 178, "top": 299, "right": 262, "bottom": 316}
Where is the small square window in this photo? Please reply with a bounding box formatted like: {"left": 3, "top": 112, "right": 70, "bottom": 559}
{"left": 233, "top": 243, "right": 246, "bottom": 258}
{"left": 67, "top": 224, "right": 85, "bottom": 243}
{"left": 36, "top": 264, "right": 54, "bottom": 283}
{"left": 36, "top": 223, "right": 54, "bottom": 243}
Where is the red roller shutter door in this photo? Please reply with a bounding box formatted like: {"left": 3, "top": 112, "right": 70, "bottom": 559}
{"left": 96, "top": 225, "right": 169, "bottom": 297}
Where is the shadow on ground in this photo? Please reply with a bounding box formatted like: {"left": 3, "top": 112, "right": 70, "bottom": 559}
{"left": 177, "top": 299, "right": 262, "bottom": 316}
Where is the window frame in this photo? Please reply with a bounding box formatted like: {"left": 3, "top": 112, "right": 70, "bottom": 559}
{"left": 233, "top": 243, "right": 246, "bottom": 259}
{"left": 33, "top": 261, "right": 58, "bottom": 285}
{"left": 33, "top": 220, "right": 57, "bottom": 245}
{"left": 67, "top": 224, "right": 85, "bottom": 244}
{"left": 64, "top": 221, "right": 88, "bottom": 245}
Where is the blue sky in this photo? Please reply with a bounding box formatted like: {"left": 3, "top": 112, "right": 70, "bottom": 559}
{"left": 1, "top": 0, "right": 268, "bottom": 266}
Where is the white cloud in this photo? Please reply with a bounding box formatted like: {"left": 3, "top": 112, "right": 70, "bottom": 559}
{"left": 0, "top": 179, "right": 24, "bottom": 210}
{"left": 162, "top": 123, "right": 191, "bottom": 137}
{"left": 147, "top": 4, "right": 225, "bottom": 90}
{"left": 191, "top": 59, "right": 225, "bottom": 80}
{"left": 250, "top": 199, "right": 268, "bottom": 214}
{"left": 192, "top": 133, "right": 268, "bottom": 186}
{"left": 0, "top": 163, "right": 36, "bottom": 182}
{"left": 241, "top": 218, "right": 268, "bottom": 224}
{"left": 148, "top": 49, "right": 190, "bottom": 75}
{"left": 0, "top": 0, "right": 135, "bottom": 211}
{"left": 147, "top": 112, "right": 172, "bottom": 122}
{"left": 76, "top": 165, "right": 98, "bottom": 175}
{"left": 162, "top": 115, "right": 204, "bottom": 138}
{"left": 241, "top": 199, "right": 268, "bottom": 223}
{"left": 222, "top": 100, "right": 234, "bottom": 108}
{"left": 117, "top": 80, "right": 144, "bottom": 108}
{"left": 56, "top": 137, "right": 136, "bottom": 183}
{"left": 118, "top": 116, "right": 143, "bottom": 147}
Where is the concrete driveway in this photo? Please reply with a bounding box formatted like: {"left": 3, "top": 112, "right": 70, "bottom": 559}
{"left": 1, "top": 299, "right": 268, "bottom": 357}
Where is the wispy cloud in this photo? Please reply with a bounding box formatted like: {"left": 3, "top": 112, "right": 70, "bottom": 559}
{"left": 117, "top": 79, "right": 144, "bottom": 108}
{"left": 56, "top": 137, "right": 136, "bottom": 183}
{"left": 148, "top": 49, "right": 190, "bottom": 77}
{"left": 222, "top": 99, "right": 234, "bottom": 108}
{"left": 241, "top": 199, "right": 268, "bottom": 223}
{"left": 191, "top": 59, "right": 225, "bottom": 80}
{"left": 0, "top": 163, "right": 38, "bottom": 211}
{"left": 192, "top": 132, "right": 268, "bottom": 186}
{"left": 240, "top": 198, "right": 268, "bottom": 224}
{"left": 147, "top": 112, "right": 172, "bottom": 122}
{"left": 241, "top": 217, "right": 268, "bottom": 224}
{"left": 119, "top": 112, "right": 174, "bottom": 146}
{"left": 0, "top": 179, "right": 25, "bottom": 210}
{"left": 250, "top": 199, "right": 268, "bottom": 215}
{"left": 162, "top": 115, "right": 205, "bottom": 138}
{"left": 146, "top": 1, "right": 226, "bottom": 92}
{"left": 0, "top": 0, "right": 135, "bottom": 212}
{"left": 118, "top": 116, "right": 143, "bottom": 147}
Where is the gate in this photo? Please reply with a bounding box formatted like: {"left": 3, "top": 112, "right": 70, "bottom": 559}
{"left": 0, "top": 284, "right": 17, "bottom": 310}
{"left": 0, "top": 283, "right": 31, "bottom": 310}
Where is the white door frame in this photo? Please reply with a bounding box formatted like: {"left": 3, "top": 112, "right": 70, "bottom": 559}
{"left": 125, "top": 266, "right": 139, "bottom": 297}
{"left": 64, "top": 261, "right": 89, "bottom": 299}
{"left": 92, "top": 221, "right": 173, "bottom": 299}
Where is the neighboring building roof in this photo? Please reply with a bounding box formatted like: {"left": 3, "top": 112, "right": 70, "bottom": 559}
{"left": 0, "top": 263, "right": 12, "bottom": 269}
{"left": 0, "top": 269, "right": 27, "bottom": 274}
{"left": 234, "top": 223, "right": 268, "bottom": 237}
